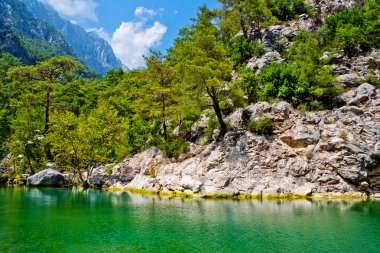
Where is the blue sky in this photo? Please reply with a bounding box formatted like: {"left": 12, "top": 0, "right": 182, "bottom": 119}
{"left": 40, "top": 0, "right": 220, "bottom": 69}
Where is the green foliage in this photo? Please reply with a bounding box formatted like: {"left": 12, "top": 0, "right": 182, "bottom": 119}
{"left": 20, "top": 37, "right": 67, "bottom": 63}
{"left": 320, "top": 3, "right": 380, "bottom": 56}
{"left": 160, "top": 138, "right": 190, "bottom": 159}
{"left": 258, "top": 62, "right": 308, "bottom": 105}
{"left": 218, "top": 0, "right": 273, "bottom": 40}
{"left": 340, "top": 131, "right": 348, "bottom": 139}
{"left": 7, "top": 108, "right": 46, "bottom": 174}
{"left": 204, "top": 117, "right": 219, "bottom": 142}
{"left": 272, "top": 0, "right": 309, "bottom": 21}
{"left": 235, "top": 67, "right": 259, "bottom": 103}
{"left": 227, "top": 36, "right": 265, "bottom": 67}
{"left": 249, "top": 118, "right": 274, "bottom": 136}
{"left": 335, "top": 25, "right": 366, "bottom": 57}
{"left": 47, "top": 103, "right": 127, "bottom": 182}
{"left": 172, "top": 5, "right": 233, "bottom": 135}
{"left": 364, "top": 76, "right": 380, "bottom": 87}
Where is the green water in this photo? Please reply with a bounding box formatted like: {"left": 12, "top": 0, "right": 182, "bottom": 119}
{"left": 0, "top": 187, "right": 380, "bottom": 253}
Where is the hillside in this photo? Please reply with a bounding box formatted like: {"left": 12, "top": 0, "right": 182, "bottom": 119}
{"left": 0, "top": 0, "right": 74, "bottom": 64}
{"left": 0, "top": 0, "right": 379, "bottom": 198}
{"left": 21, "top": 0, "right": 124, "bottom": 75}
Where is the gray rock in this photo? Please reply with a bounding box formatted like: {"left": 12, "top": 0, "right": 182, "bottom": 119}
{"left": 280, "top": 125, "right": 320, "bottom": 148}
{"left": 337, "top": 73, "right": 360, "bottom": 86}
{"left": 317, "top": 174, "right": 340, "bottom": 184}
{"left": 247, "top": 51, "right": 282, "bottom": 74}
{"left": 356, "top": 83, "right": 376, "bottom": 98}
{"left": 27, "top": 169, "right": 65, "bottom": 187}
{"left": 272, "top": 101, "right": 293, "bottom": 121}
{"left": 104, "top": 86, "right": 380, "bottom": 196}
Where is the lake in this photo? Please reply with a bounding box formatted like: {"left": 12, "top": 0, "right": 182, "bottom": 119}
{"left": 0, "top": 187, "right": 379, "bottom": 252}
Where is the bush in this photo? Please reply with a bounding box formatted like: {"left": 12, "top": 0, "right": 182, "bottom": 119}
{"left": 235, "top": 67, "right": 259, "bottom": 103}
{"left": 340, "top": 131, "right": 348, "bottom": 139}
{"left": 335, "top": 25, "right": 366, "bottom": 57}
{"left": 227, "top": 36, "right": 265, "bottom": 67}
{"left": 364, "top": 76, "right": 380, "bottom": 87}
{"left": 321, "top": 6, "right": 374, "bottom": 56}
{"left": 272, "top": 0, "right": 309, "bottom": 21}
{"left": 204, "top": 117, "right": 219, "bottom": 142}
{"left": 258, "top": 62, "right": 309, "bottom": 105}
{"left": 249, "top": 118, "right": 274, "bottom": 136}
{"left": 160, "top": 138, "right": 190, "bottom": 159}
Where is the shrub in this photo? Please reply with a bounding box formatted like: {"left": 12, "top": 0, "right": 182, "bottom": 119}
{"left": 335, "top": 25, "right": 366, "bottom": 57}
{"left": 272, "top": 0, "right": 309, "bottom": 21}
{"left": 258, "top": 62, "right": 309, "bottom": 105}
{"left": 204, "top": 117, "right": 219, "bottom": 142}
{"left": 160, "top": 138, "right": 190, "bottom": 159}
{"left": 297, "top": 104, "right": 308, "bottom": 115}
{"left": 340, "top": 131, "right": 348, "bottom": 139}
{"left": 235, "top": 67, "right": 259, "bottom": 103}
{"left": 364, "top": 76, "right": 380, "bottom": 87}
{"left": 227, "top": 36, "right": 265, "bottom": 67}
{"left": 249, "top": 118, "right": 274, "bottom": 136}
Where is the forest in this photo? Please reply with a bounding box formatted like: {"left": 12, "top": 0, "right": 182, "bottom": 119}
{"left": 1, "top": 0, "right": 380, "bottom": 185}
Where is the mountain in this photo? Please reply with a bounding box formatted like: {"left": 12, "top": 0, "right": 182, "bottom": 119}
{"left": 21, "top": 0, "right": 124, "bottom": 75}
{"left": 0, "top": 0, "right": 75, "bottom": 64}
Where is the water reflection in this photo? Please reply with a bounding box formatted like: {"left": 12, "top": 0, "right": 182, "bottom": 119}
{"left": 1, "top": 187, "right": 380, "bottom": 253}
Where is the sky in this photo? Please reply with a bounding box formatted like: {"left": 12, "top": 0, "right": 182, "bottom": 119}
{"left": 39, "top": 0, "right": 220, "bottom": 69}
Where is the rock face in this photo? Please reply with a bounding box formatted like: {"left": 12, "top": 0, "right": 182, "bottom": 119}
{"left": 0, "top": 0, "right": 74, "bottom": 64}
{"left": 247, "top": 51, "right": 282, "bottom": 74}
{"left": 27, "top": 169, "right": 65, "bottom": 187}
{"left": 92, "top": 85, "right": 380, "bottom": 197}
{"left": 21, "top": 0, "right": 124, "bottom": 75}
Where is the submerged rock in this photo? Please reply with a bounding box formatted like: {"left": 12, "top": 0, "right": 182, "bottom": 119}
{"left": 27, "top": 169, "right": 65, "bottom": 187}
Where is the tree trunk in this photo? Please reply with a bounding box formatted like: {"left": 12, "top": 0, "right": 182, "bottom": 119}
{"left": 27, "top": 156, "right": 35, "bottom": 175}
{"left": 161, "top": 94, "right": 167, "bottom": 140}
{"left": 207, "top": 88, "right": 227, "bottom": 136}
{"left": 45, "top": 91, "right": 50, "bottom": 133}
{"left": 240, "top": 15, "right": 248, "bottom": 38}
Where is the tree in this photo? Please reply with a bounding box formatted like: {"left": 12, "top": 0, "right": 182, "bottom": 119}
{"left": 139, "top": 51, "right": 180, "bottom": 140}
{"left": 0, "top": 53, "right": 22, "bottom": 157}
{"left": 8, "top": 57, "right": 85, "bottom": 133}
{"left": 47, "top": 103, "right": 126, "bottom": 186}
{"left": 173, "top": 6, "right": 233, "bottom": 136}
{"left": 218, "top": 0, "right": 273, "bottom": 40}
{"left": 7, "top": 107, "right": 45, "bottom": 175}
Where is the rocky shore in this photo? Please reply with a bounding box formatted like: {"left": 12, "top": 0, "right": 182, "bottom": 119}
{"left": 85, "top": 83, "right": 380, "bottom": 200}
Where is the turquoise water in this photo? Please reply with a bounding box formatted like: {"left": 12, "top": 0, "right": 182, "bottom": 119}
{"left": 0, "top": 187, "right": 380, "bottom": 253}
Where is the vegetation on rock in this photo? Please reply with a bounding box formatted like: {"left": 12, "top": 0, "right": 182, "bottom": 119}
{"left": 1, "top": 0, "right": 380, "bottom": 185}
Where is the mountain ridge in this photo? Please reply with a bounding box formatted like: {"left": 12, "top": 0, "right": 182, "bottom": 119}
{"left": 0, "top": 0, "right": 75, "bottom": 64}
{"left": 21, "top": 0, "right": 124, "bottom": 75}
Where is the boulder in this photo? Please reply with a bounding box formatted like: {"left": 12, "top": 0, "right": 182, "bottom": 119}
{"left": 271, "top": 101, "right": 293, "bottom": 121}
{"left": 247, "top": 51, "right": 282, "bottom": 74}
{"left": 317, "top": 174, "right": 340, "bottom": 185}
{"left": 280, "top": 125, "right": 320, "bottom": 148}
{"left": 337, "top": 73, "right": 360, "bottom": 86}
{"left": 27, "top": 169, "right": 65, "bottom": 187}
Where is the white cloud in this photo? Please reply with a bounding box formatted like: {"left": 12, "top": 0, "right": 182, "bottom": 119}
{"left": 135, "top": 7, "right": 164, "bottom": 19}
{"left": 39, "top": 0, "right": 97, "bottom": 21}
{"left": 92, "top": 7, "right": 167, "bottom": 69}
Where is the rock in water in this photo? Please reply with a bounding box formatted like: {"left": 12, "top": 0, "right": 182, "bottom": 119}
{"left": 27, "top": 169, "right": 65, "bottom": 187}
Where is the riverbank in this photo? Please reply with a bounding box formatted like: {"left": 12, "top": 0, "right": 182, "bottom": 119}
{"left": 86, "top": 84, "right": 380, "bottom": 199}
{"left": 1, "top": 84, "right": 380, "bottom": 200}
{"left": 107, "top": 186, "right": 379, "bottom": 200}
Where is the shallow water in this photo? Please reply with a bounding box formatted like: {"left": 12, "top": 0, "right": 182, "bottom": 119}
{"left": 0, "top": 187, "right": 379, "bottom": 253}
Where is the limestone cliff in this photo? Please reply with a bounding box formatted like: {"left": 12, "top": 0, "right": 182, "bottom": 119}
{"left": 90, "top": 84, "right": 380, "bottom": 199}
